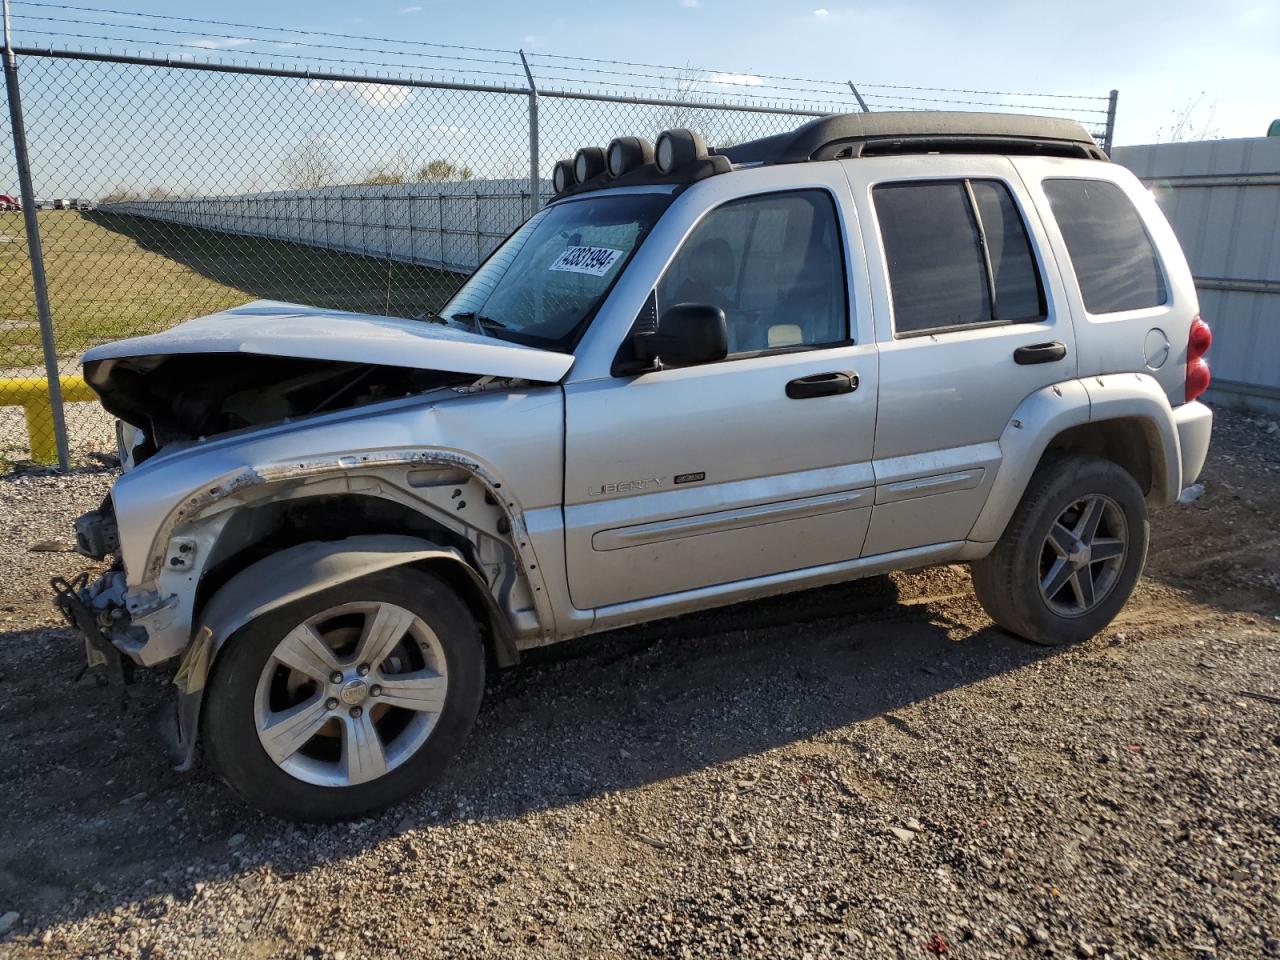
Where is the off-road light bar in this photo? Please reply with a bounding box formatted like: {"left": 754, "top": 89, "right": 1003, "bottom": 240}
{"left": 607, "top": 136, "right": 655, "bottom": 177}
{"left": 552, "top": 159, "right": 575, "bottom": 194}
{"left": 655, "top": 128, "right": 708, "bottom": 175}
{"left": 574, "top": 146, "right": 607, "bottom": 183}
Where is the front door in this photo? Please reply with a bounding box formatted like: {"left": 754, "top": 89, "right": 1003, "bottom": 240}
{"left": 563, "top": 182, "right": 879, "bottom": 611}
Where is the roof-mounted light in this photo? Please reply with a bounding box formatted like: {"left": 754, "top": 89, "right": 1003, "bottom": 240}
{"left": 606, "top": 137, "right": 655, "bottom": 178}
{"left": 552, "top": 159, "right": 575, "bottom": 194}
{"left": 655, "top": 128, "right": 707, "bottom": 175}
{"left": 574, "top": 146, "right": 606, "bottom": 184}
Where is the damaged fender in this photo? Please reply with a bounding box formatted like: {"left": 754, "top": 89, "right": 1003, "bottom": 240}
{"left": 168, "top": 534, "right": 514, "bottom": 770}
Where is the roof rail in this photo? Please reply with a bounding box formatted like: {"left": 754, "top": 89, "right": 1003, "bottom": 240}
{"left": 718, "top": 111, "right": 1108, "bottom": 165}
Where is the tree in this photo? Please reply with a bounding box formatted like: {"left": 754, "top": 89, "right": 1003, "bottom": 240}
{"left": 1155, "top": 94, "right": 1221, "bottom": 143}
{"left": 416, "top": 159, "right": 474, "bottom": 183}
{"left": 361, "top": 170, "right": 406, "bottom": 186}
{"left": 282, "top": 135, "right": 341, "bottom": 189}
{"left": 655, "top": 66, "right": 708, "bottom": 137}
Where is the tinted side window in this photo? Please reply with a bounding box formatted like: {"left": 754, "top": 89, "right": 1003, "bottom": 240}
{"left": 874, "top": 179, "right": 1046, "bottom": 335}
{"left": 657, "top": 190, "right": 847, "bottom": 355}
{"left": 875, "top": 182, "right": 991, "bottom": 334}
{"left": 1043, "top": 178, "right": 1167, "bottom": 314}
{"left": 971, "top": 181, "right": 1045, "bottom": 322}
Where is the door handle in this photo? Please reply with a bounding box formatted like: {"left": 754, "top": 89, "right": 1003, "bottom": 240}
{"left": 1013, "top": 341, "right": 1067, "bottom": 365}
{"left": 786, "top": 371, "right": 858, "bottom": 399}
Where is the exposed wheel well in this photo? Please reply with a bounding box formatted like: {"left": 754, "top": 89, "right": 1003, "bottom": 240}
{"left": 194, "top": 492, "right": 513, "bottom": 668}
{"left": 1040, "top": 417, "right": 1162, "bottom": 499}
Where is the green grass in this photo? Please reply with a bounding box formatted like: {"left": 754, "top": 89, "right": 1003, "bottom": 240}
{"left": 0, "top": 210, "right": 462, "bottom": 369}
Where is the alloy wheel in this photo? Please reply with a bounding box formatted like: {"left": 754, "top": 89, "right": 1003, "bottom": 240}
{"left": 1038, "top": 494, "right": 1128, "bottom": 618}
{"left": 252, "top": 601, "right": 449, "bottom": 787}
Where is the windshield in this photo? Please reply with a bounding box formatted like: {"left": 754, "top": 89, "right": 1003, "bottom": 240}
{"left": 438, "top": 192, "right": 672, "bottom": 349}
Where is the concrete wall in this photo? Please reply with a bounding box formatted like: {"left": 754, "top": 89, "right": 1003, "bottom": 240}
{"left": 101, "top": 179, "right": 550, "bottom": 274}
{"left": 1114, "top": 138, "right": 1280, "bottom": 412}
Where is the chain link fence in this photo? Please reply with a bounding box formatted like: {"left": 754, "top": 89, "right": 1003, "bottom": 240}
{"left": 1, "top": 34, "right": 1116, "bottom": 469}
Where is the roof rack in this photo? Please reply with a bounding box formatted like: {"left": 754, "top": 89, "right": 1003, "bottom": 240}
{"left": 717, "top": 111, "right": 1108, "bottom": 165}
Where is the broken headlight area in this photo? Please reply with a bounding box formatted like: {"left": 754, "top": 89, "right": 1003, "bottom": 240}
{"left": 74, "top": 501, "right": 119, "bottom": 559}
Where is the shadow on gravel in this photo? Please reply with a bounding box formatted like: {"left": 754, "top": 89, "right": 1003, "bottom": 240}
{"left": 0, "top": 573, "right": 1063, "bottom": 930}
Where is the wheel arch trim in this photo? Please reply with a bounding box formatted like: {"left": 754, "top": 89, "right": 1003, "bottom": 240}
{"left": 967, "top": 374, "right": 1180, "bottom": 544}
{"left": 168, "top": 534, "right": 513, "bottom": 771}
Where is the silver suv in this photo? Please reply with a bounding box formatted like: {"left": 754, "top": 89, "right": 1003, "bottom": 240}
{"left": 59, "top": 112, "right": 1214, "bottom": 821}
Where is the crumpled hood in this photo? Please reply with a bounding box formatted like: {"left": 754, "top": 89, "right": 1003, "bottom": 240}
{"left": 82, "top": 300, "right": 574, "bottom": 383}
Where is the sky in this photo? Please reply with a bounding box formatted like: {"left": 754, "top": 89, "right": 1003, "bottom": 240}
{"left": 2, "top": 0, "right": 1276, "bottom": 197}
{"left": 24, "top": 0, "right": 1268, "bottom": 145}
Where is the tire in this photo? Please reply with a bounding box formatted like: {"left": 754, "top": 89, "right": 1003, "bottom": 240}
{"left": 970, "top": 454, "right": 1149, "bottom": 646}
{"left": 202, "top": 566, "right": 485, "bottom": 822}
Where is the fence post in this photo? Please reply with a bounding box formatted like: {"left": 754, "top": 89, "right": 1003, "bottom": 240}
{"left": 846, "top": 81, "right": 871, "bottom": 113}
{"left": 519, "top": 49, "right": 540, "bottom": 218}
{"left": 1103, "top": 89, "right": 1119, "bottom": 154}
{"left": 3, "top": 0, "right": 70, "bottom": 469}
{"left": 437, "top": 193, "right": 445, "bottom": 269}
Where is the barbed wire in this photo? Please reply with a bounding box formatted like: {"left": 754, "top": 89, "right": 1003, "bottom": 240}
{"left": 8, "top": 0, "right": 516, "bottom": 54}
{"left": 11, "top": 13, "right": 526, "bottom": 69}
{"left": 10, "top": 24, "right": 1110, "bottom": 118}
{"left": 9, "top": 29, "right": 532, "bottom": 84}
{"left": 8, "top": 0, "right": 1113, "bottom": 106}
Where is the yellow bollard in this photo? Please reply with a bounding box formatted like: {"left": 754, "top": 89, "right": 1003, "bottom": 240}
{"left": 0, "top": 375, "right": 97, "bottom": 463}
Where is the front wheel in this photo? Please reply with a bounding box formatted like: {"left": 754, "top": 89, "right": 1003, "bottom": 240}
{"left": 970, "top": 454, "right": 1149, "bottom": 646}
{"left": 202, "top": 566, "right": 485, "bottom": 822}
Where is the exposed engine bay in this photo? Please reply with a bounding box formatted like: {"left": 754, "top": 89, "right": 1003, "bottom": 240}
{"left": 84, "top": 354, "right": 476, "bottom": 459}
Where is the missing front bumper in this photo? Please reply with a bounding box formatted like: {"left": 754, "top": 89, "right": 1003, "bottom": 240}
{"left": 50, "top": 572, "right": 133, "bottom": 685}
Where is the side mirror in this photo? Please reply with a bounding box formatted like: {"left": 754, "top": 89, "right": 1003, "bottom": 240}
{"left": 632, "top": 303, "right": 728, "bottom": 369}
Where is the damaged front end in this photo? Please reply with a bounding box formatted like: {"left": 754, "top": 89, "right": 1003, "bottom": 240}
{"left": 55, "top": 299, "right": 571, "bottom": 770}
{"left": 52, "top": 495, "right": 158, "bottom": 696}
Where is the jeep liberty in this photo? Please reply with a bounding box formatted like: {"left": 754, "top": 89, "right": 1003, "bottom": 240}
{"left": 58, "top": 112, "right": 1214, "bottom": 821}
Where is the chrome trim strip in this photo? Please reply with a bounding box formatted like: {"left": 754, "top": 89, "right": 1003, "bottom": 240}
{"left": 875, "top": 468, "right": 985, "bottom": 505}
{"left": 592, "top": 488, "right": 872, "bottom": 551}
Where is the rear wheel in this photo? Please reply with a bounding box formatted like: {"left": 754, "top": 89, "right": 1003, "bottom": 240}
{"left": 202, "top": 567, "right": 484, "bottom": 822}
{"left": 971, "top": 455, "right": 1149, "bottom": 646}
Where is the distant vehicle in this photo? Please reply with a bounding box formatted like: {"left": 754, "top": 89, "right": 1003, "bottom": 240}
{"left": 0, "top": 194, "right": 20, "bottom": 211}
{"left": 53, "top": 198, "right": 66, "bottom": 210}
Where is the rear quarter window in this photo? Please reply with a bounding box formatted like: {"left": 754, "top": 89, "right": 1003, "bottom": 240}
{"left": 1043, "top": 178, "right": 1167, "bottom": 314}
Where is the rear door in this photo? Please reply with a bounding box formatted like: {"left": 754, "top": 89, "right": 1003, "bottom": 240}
{"left": 840, "top": 155, "right": 1078, "bottom": 554}
{"left": 1012, "top": 158, "right": 1200, "bottom": 407}
{"left": 561, "top": 165, "right": 879, "bottom": 611}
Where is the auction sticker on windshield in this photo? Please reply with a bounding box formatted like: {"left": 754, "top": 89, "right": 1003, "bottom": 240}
{"left": 549, "top": 246, "right": 623, "bottom": 277}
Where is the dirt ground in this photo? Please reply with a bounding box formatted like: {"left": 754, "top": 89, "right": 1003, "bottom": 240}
{"left": 0, "top": 406, "right": 1276, "bottom": 959}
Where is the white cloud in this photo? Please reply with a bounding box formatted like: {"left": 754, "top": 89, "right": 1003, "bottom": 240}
{"left": 188, "top": 37, "right": 254, "bottom": 50}
{"left": 708, "top": 72, "right": 764, "bottom": 87}
{"left": 429, "top": 124, "right": 469, "bottom": 136}
{"left": 814, "top": 7, "right": 830, "bottom": 17}
{"left": 306, "top": 79, "right": 414, "bottom": 111}
{"left": 521, "top": 34, "right": 544, "bottom": 47}
{"left": 399, "top": 4, "right": 423, "bottom": 12}
{"left": 680, "top": 0, "right": 700, "bottom": 7}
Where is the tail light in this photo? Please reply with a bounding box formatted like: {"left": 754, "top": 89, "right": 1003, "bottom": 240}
{"left": 1185, "top": 315, "right": 1212, "bottom": 403}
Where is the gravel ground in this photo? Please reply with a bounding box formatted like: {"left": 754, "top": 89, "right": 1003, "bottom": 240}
{"left": 0, "top": 406, "right": 1277, "bottom": 960}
